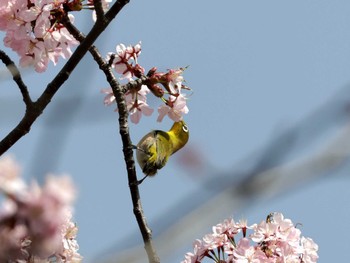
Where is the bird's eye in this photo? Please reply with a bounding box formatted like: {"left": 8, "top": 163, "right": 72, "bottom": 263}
{"left": 182, "top": 124, "right": 189, "bottom": 133}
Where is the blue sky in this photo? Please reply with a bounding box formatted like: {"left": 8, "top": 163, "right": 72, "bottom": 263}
{"left": 1, "top": 1, "right": 350, "bottom": 262}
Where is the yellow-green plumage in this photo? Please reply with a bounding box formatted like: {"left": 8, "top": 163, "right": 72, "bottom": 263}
{"left": 136, "top": 120, "right": 189, "bottom": 176}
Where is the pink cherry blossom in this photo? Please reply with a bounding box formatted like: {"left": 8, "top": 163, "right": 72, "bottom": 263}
{"left": 128, "top": 100, "right": 154, "bottom": 124}
{"left": 102, "top": 85, "right": 154, "bottom": 124}
{"left": 163, "top": 67, "right": 187, "bottom": 94}
{"left": 301, "top": 237, "right": 319, "bottom": 263}
{"left": 149, "top": 66, "right": 188, "bottom": 95}
{"left": 126, "top": 85, "right": 154, "bottom": 124}
{"left": 59, "top": 214, "right": 83, "bottom": 262}
{"left": 213, "top": 218, "right": 241, "bottom": 238}
{"left": 232, "top": 238, "right": 270, "bottom": 263}
{"left": 0, "top": 155, "right": 82, "bottom": 262}
{"left": 250, "top": 222, "right": 274, "bottom": 243}
{"left": 182, "top": 213, "right": 318, "bottom": 263}
{"left": 203, "top": 232, "right": 228, "bottom": 250}
{"left": 0, "top": 155, "right": 26, "bottom": 195}
{"left": 181, "top": 239, "right": 208, "bottom": 263}
{"left": 157, "top": 94, "right": 189, "bottom": 122}
{"left": 108, "top": 42, "right": 143, "bottom": 80}
{"left": 0, "top": 0, "right": 78, "bottom": 72}
{"left": 102, "top": 43, "right": 192, "bottom": 124}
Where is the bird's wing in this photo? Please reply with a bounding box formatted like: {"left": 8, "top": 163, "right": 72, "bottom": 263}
{"left": 154, "top": 130, "right": 172, "bottom": 169}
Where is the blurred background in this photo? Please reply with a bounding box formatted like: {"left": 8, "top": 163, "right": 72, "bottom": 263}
{"left": 1, "top": 0, "right": 350, "bottom": 262}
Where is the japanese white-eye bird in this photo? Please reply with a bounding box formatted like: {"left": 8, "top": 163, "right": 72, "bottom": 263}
{"left": 136, "top": 120, "right": 189, "bottom": 183}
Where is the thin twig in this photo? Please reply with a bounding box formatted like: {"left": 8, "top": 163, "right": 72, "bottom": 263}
{"left": 64, "top": 16, "right": 160, "bottom": 263}
{"left": 0, "top": 50, "right": 32, "bottom": 106}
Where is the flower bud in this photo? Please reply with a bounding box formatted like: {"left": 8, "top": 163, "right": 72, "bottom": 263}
{"left": 148, "top": 84, "right": 164, "bottom": 98}
{"left": 134, "top": 64, "right": 145, "bottom": 78}
{"left": 147, "top": 67, "right": 157, "bottom": 77}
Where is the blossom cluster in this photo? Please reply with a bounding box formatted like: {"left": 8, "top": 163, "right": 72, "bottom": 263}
{"left": 0, "top": 155, "right": 82, "bottom": 262}
{"left": 102, "top": 42, "right": 190, "bottom": 123}
{"left": 182, "top": 213, "right": 318, "bottom": 263}
{"left": 0, "top": 0, "right": 111, "bottom": 72}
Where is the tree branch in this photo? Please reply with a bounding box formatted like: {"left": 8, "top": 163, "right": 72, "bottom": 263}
{"left": 1, "top": 1, "right": 159, "bottom": 261}
{"left": 0, "top": 50, "right": 32, "bottom": 106}
{"left": 0, "top": 0, "right": 130, "bottom": 156}
{"left": 93, "top": 0, "right": 105, "bottom": 22}
{"left": 111, "top": 75, "right": 160, "bottom": 263}
{"left": 63, "top": 16, "right": 160, "bottom": 263}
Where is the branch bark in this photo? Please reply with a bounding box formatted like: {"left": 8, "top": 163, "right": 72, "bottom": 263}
{"left": 64, "top": 16, "right": 160, "bottom": 263}
{"left": 0, "top": 50, "right": 32, "bottom": 106}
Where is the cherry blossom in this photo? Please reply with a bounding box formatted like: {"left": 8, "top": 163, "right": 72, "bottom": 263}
{"left": 128, "top": 100, "right": 154, "bottom": 124}
{"left": 0, "top": 155, "right": 26, "bottom": 195}
{"left": 101, "top": 87, "right": 116, "bottom": 106}
{"left": 157, "top": 67, "right": 188, "bottom": 95}
{"left": 232, "top": 238, "right": 271, "bottom": 263}
{"left": 102, "top": 85, "right": 154, "bottom": 124}
{"left": 102, "top": 42, "right": 191, "bottom": 123}
{"left": 182, "top": 212, "right": 319, "bottom": 263}
{"left": 125, "top": 85, "right": 154, "bottom": 123}
{"left": 0, "top": 0, "right": 79, "bottom": 72}
{"left": 157, "top": 94, "right": 189, "bottom": 122}
{"left": 301, "top": 237, "right": 319, "bottom": 263}
{"left": 0, "top": 155, "right": 82, "bottom": 262}
{"left": 107, "top": 42, "right": 143, "bottom": 80}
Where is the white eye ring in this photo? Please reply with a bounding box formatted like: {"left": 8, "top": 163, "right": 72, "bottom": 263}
{"left": 182, "top": 124, "right": 189, "bottom": 133}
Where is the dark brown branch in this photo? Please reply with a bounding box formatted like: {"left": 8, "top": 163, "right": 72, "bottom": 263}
{"left": 0, "top": 0, "right": 130, "bottom": 155}
{"left": 93, "top": 0, "right": 105, "bottom": 22}
{"left": 111, "top": 76, "right": 160, "bottom": 263}
{"left": 0, "top": 50, "right": 32, "bottom": 106}
{"left": 64, "top": 17, "right": 160, "bottom": 263}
